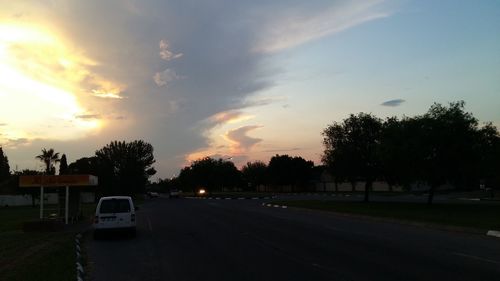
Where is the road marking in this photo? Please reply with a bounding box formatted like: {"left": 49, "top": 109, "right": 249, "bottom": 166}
{"left": 487, "top": 230, "right": 500, "bottom": 238}
{"left": 452, "top": 252, "right": 500, "bottom": 265}
{"left": 147, "top": 217, "right": 153, "bottom": 232}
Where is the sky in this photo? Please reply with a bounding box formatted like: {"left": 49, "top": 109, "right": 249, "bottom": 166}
{"left": 0, "top": 0, "right": 499, "bottom": 179}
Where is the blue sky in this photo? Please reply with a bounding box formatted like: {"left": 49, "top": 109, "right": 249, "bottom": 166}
{"left": 0, "top": 0, "right": 499, "bottom": 178}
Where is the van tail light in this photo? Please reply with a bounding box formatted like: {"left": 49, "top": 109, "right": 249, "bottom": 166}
{"left": 131, "top": 214, "right": 135, "bottom": 222}
{"left": 94, "top": 216, "right": 99, "bottom": 224}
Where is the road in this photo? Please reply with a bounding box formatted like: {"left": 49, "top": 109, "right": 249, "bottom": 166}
{"left": 87, "top": 197, "right": 500, "bottom": 281}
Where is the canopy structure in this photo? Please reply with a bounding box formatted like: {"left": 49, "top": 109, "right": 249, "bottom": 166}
{"left": 19, "top": 175, "right": 98, "bottom": 224}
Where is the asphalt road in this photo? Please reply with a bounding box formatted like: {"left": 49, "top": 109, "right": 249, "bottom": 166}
{"left": 87, "top": 197, "right": 500, "bottom": 281}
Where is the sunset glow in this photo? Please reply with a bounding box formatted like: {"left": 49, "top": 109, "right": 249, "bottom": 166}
{"left": 0, "top": 23, "right": 106, "bottom": 145}
{"left": 0, "top": 1, "right": 498, "bottom": 178}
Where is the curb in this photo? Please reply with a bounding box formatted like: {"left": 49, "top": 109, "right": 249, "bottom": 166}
{"left": 262, "top": 203, "right": 287, "bottom": 209}
{"left": 487, "top": 230, "right": 500, "bottom": 238}
{"left": 185, "top": 196, "right": 277, "bottom": 200}
{"left": 75, "top": 233, "right": 84, "bottom": 281}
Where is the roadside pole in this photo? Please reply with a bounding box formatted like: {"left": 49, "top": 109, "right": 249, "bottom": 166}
{"left": 40, "top": 186, "right": 44, "bottom": 219}
{"left": 65, "top": 186, "right": 69, "bottom": 224}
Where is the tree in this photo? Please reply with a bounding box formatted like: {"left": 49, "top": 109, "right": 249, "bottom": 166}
{"left": 59, "top": 154, "right": 68, "bottom": 175}
{"left": 379, "top": 101, "right": 486, "bottom": 204}
{"left": 477, "top": 123, "right": 500, "bottom": 197}
{"left": 177, "top": 157, "right": 242, "bottom": 193}
{"left": 0, "top": 146, "right": 10, "bottom": 182}
{"left": 36, "top": 148, "right": 60, "bottom": 175}
{"left": 95, "top": 140, "right": 156, "bottom": 195}
{"left": 322, "top": 113, "right": 382, "bottom": 202}
{"left": 67, "top": 157, "right": 100, "bottom": 175}
{"left": 241, "top": 161, "right": 267, "bottom": 191}
{"left": 267, "top": 155, "right": 314, "bottom": 192}
{"left": 418, "top": 101, "right": 480, "bottom": 204}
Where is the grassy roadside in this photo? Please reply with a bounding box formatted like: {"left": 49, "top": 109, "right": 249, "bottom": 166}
{"left": 0, "top": 204, "right": 95, "bottom": 281}
{"left": 271, "top": 200, "right": 500, "bottom": 231}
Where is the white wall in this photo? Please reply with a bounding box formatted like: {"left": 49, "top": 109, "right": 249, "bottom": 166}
{"left": 0, "top": 193, "right": 58, "bottom": 207}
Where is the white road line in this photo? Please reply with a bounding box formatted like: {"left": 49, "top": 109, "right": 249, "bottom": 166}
{"left": 452, "top": 252, "right": 500, "bottom": 265}
{"left": 487, "top": 230, "right": 500, "bottom": 238}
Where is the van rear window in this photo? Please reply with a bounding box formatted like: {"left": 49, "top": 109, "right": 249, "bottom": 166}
{"left": 99, "top": 199, "right": 131, "bottom": 213}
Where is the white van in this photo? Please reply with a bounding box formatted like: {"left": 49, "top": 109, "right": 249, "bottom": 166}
{"left": 93, "top": 196, "right": 137, "bottom": 238}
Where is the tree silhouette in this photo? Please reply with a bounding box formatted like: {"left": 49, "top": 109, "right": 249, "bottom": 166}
{"left": 36, "top": 148, "right": 60, "bottom": 175}
{"left": 477, "top": 123, "right": 500, "bottom": 196}
{"left": 267, "top": 155, "right": 314, "bottom": 192}
{"left": 59, "top": 154, "right": 68, "bottom": 175}
{"left": 323, "top": 113, "right": 382, "bottom": 202}
{"left": 178, "top": 157, "right": 241, "bottom": 193}
{"left": 0, "top": 147, "right": 10, "bottom": 182}
{"left": 417, "top": 101, "right": 480, "bottom": 204}
{"left": 241, "top": 161, "right": 267, "bottom": 190}
{"left": 95, "top": 140, "right": 156, "bottom": 195}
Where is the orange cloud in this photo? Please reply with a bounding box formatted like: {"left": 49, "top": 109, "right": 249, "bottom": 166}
{"left": 224, "top": 125, "right": 263, "bottom": 154}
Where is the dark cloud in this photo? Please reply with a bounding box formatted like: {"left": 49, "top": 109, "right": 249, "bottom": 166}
{"left": 381, "top": 99, "right": 405, "bottom": 107}
{"left": 75, "top": 114, "right": 101, "bottom": 120}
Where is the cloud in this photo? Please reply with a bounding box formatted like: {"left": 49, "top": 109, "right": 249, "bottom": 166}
{"left": 225, "top": 125, "right": 263, "bottom": 154}
{"left": 75, "top": 114, "right": 101, "bottom": 120}
{"left": 253, "top": 1, "right": 392, "bottom": 53}
{"left": 0, "top": 123, "right": 7, "bottom": 126}
{"left": 2, "top": 138, "right": 31, "bottom": 148}
{"left": 91, "top": 91, "right": 123, "bottom": 99}
{"left": 262, "top": 147, "right": 301, "bottom": 153}
{"left": 0, "top": 1, "right": 393, "bottom": 178}
{"left": 237, "top": 96, "right": 287, "bottom": 109}
{"left": 159, "top": 39, "right": 183, "bottom": 61}
{"left": 154, "top": 69, "right": 181, "bottom": 87}
{"left": 381, "top": 99, "right": 405, "bottom": 107}
{"left": 209, "top": 111, "right": 254, "bottom": 126}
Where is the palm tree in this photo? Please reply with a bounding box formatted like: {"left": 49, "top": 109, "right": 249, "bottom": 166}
{"left": 36, "top": 148, "right": 61, "bottom": 175}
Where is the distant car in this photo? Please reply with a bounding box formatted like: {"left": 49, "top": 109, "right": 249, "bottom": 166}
{"left": 169, "top": 189, "right": 180, "bottom": 198}
{"left": 147, "top": 191, "right": 159, "bottom": 198}
{"left": 93, "top": 196, "right": 137, "bottom": 238}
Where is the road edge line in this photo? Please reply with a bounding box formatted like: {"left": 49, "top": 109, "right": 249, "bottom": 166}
{"left": 486, "top": 230, "right": 500, "bottom": 238}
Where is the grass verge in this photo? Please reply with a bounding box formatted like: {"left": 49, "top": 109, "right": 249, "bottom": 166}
{"left": 0, "top": 204, "right": 95, "bottom": 281}
{"left": 272, "top": 200, "right": 500, "bottom": 231}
